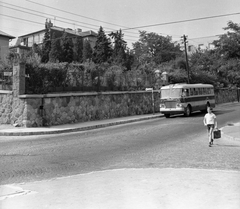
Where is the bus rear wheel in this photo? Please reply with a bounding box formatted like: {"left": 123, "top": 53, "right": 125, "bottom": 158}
{"left": 164, "top": 114, "right": 170, "bottom": 118}
{"left": 184, "top": 105, "right": 191, "bottom": 117}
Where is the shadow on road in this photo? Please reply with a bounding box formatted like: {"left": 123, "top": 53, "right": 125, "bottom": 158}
{"left": 214, "top": 144, "right": 240, "bottom": 148}
{"left": 213, "top": 109, "right": 235, "bottom": 115}
{"left": 169, "top": 109, "right": 235, "bottom": 119}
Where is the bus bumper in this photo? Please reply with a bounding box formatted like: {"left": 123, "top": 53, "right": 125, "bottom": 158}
{"left": 160, "top": 107, "right": 185, "bottom": 115}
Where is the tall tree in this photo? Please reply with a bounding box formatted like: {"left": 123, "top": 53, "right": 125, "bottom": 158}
{"left": 213, "top": 21, "right": 240, "bottom": 59}
{"left": 82, "top": 40, "right": 93, "bottom": 62}
{"left": 60, "top": 32, "right": 74, "bottom": 63}
{"left": 72, "top": 36, "right": 83, "bottom": 62}
{"left": 49, "top": 32, "right": 62, "bottom": 62}
{"left": 109, "top": 29, "right": 127, "bottom": 65}
{"left": 41, "top": 19, "right": 53, "bottom": 63}
{"left": 132, "top": 31, "right": 182, "bottom": 65}
{"left": 92, "top": 26, "right": 112, "bottom": 64}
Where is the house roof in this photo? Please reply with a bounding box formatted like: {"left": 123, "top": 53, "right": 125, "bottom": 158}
{"left": 18, "top": 26, "right": 97, "bottom": 38}
{"left": 18, "top": 29, "right": 46, "bottom": 38}
{"left": 79, "top": 30, "right": 98, "bottom": 37}
{"left": 51, "top": 26, "right": 97, "bottom": 37}
{"left": 0, "top": 30, "right": 15, "bottom": 39}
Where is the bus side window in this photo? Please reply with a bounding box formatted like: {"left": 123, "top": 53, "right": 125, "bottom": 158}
{"left": 203, "top": 88, "right": 206, "bottom": 95}
{"left": 190, "top": 89, "right": 193, "bottom": 96}
{"left": 194, "top": 88, "right": 198, "bottom": 95}
{"left": 191, "top": 88, "right": 195, "bottom": 96}
{"left": 199, "top": 88, "right": 202, "bottom": 95}
{"left": 182, "top": 89, "right": 189, "bottom": 97}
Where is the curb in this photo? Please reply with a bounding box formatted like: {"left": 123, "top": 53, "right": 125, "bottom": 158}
{"left": 221, "top": 130, "right": 240, "bottom": 142}
{"left": 0, "top": 114, "right": 163, "bottom": 136}
{"left": 219, "top": 125, "right": 240, "bottom": 142}
{"left": 216, "top": 101, "right": 239, "bottom": 107}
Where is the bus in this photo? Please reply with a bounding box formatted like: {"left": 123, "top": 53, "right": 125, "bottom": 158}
{"left": 159, "top": 83, "right": 215, "bottom": 118}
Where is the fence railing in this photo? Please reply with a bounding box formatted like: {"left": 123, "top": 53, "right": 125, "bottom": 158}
{"left": 215, "top": 88, "right": 240, "bottom": 104}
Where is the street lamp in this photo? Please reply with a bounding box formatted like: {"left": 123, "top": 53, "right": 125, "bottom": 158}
{"left": 154, "top": 69, "right": 161, "bottom": 90}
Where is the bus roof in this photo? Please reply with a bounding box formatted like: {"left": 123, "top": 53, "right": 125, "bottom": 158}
{"left": 161, "top": 83, "right": 214, "bottom": 89}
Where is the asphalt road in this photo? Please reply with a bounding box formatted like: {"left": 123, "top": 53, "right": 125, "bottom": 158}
{"left": 0, "top": 103, "right": 240, "bottom": 185}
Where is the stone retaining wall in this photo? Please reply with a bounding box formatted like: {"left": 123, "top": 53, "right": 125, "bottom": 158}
{"left": 0, "top": 91, "right": 13, "bottom": 124}
{"left": 18, "top": 91, "right": 160, "bottom": 127}
{"left": 1, "top": 87, "right": 240, "bottom": 127}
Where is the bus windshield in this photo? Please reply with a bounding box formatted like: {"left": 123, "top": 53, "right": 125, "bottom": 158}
{"left": 161, "top": 88, "right": 182, "bottom": 98}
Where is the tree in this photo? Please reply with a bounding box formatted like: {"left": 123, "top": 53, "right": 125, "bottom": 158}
{"left": 109, "top": 29, "right": 127, "bottom": 65}
{"left": 49, "top": 32, "right": 62, "bottom": 62}
{"left": 41, "top": 19, "right": 53, "bottom": 63}
{"left": 60, "top": 32, "right": 74, "bottom": 63}
{"left": 213, "top": 21, "right": 240, "bottom": 59}
{"left": 125, "top": 48, "right": 135, "bottom": 71}
{"left": 132, "top": 31, "right": 182, "bottom": 65}
{"left": 92, "top": 26, "right": 112, "bottom": 64}
{"left": 72, "top": 36, "right": 83, "bottom": 62}
{"left": 82, "top": 40, "right": 93, "bottom": 62}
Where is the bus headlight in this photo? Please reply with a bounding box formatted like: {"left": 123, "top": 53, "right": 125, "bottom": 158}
{"left": 176, "top": 103, "right": 183, "bottom": 108}
{"left": 160, "top": 104, "right": 165, "bottom": 108}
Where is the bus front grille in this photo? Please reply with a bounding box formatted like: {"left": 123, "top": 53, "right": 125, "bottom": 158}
{"left": 165, "top": 101, "right": 176, "bottom": 108}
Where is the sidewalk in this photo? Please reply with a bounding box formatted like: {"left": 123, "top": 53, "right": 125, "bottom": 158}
{"left": 1, "top": 168, "right": 240, "bottom": 209}
{"left": 0, "top": 113, "right": 163, "bottom": 136}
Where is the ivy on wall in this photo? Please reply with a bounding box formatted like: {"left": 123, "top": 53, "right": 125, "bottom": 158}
{"left": 25, "top": 62, "right": 158, "bottom": 94}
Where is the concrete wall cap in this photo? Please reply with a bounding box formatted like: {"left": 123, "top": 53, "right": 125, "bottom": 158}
{"left": 0, "top": 90, "right": 12, "bottom": 94}
{"left": 18, "top": 91, "right": 160, "bottom": 98}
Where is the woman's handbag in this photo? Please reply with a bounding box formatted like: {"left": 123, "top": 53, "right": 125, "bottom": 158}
{"left": 214, "top": 128, "right": 221, "bottom": 139}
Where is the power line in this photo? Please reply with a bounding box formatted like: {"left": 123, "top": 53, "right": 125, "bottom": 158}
{"left": 0, "top": 4, "right": 179, "bottom": 41}
{"left": 24, "top": 0, "right": 181, "bottom": 38}
{"left": 0, "top": 1, "right": 145, "bottom": 39}
{"left": 121, "top": 12, "right": 240, "bottom": 31}
{"left": 0, "top": 4, "right": 140, "bottom": 39}
{"left": 1, "top": 11, "right": 220, "bottom": 46}
{"left": 0, "top": 2, "right": 134, "bottom": 34}
{"left": 0, "top": 1, "right": 182, "bottom": 39}
{"left": 0, "top": 12, "right": 139, "bottom": 40}
{"left": 0, "top": 5, "right": 100, "bottom": 32}
{"left": 25, "top": 0, "right": 136, "bottom": 30}
{"left": 0, "top": 13, "right": 43, "bottom": 25}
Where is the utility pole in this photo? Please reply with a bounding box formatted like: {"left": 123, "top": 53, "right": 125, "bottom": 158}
{"left": 182, "top": 34, "right": 190, "bottom": 84}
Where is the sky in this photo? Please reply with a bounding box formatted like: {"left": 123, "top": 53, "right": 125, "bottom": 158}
{"left": 1, "top": 0, "right": 240, "bottom": 48}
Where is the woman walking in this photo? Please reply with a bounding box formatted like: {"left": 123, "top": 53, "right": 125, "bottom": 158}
{"left": 203, "top": 107, "right": 217, "bottom": 147}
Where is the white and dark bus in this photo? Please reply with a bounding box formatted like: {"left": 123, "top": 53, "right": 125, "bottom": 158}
{"left": 159, "top": 83, "right": 215, "bottom": 118}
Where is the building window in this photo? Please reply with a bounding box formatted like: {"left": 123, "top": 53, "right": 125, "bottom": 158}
{"left": 28, "top": 36, "right": 33, "bottom": 47}
{"left": 23, "top": 38, "right": 28, "bottom": 46}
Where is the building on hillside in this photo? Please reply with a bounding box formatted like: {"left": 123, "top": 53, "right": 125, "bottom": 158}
{"left": 10, "top": 20, "right": 97, "bottom": 53}
{"left": 186, "top": 42, "right": 215, "bottom": 54}
{"left": 0, "top": 30, "right": 15, "bottom": 62}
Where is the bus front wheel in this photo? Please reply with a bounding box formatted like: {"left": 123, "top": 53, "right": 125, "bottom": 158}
{"left": 164, "top": 114, "right": 170, "bottom": 118}
{"left": 184, "top": 105, "right": 191, "bottom": 117}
